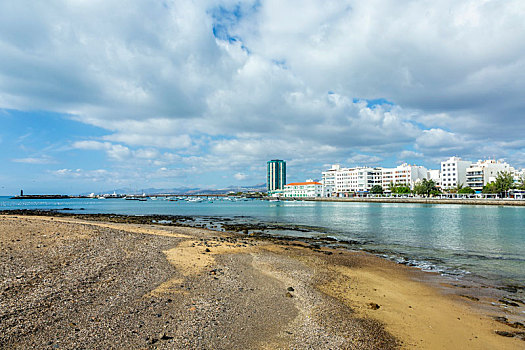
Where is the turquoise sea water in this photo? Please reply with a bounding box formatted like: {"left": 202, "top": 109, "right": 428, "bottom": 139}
{"left": 1, "top": 196, "right": 524, "bottom": 288}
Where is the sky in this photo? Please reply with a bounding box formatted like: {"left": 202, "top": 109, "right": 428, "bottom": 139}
{"left": 1, "top": 0, "right": 525, "bottom": 195}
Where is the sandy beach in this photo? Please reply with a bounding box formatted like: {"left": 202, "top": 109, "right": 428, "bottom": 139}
{"left": 0, "top": 214, "right": 523, "bottom": 349}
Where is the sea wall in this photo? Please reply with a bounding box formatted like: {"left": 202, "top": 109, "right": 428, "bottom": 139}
{"left": 279, "top": 197, "right": 525, "bottom": 206}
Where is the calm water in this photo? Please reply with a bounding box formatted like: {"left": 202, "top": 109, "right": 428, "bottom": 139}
{"left": 1, "top": 196, "right": 524, "bottom": 287}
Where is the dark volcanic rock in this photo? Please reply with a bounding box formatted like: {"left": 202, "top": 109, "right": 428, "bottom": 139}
{"left": 368, "top": 303, "right": 381, "bottom": 310}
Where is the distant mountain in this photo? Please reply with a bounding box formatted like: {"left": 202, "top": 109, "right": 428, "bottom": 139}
{"left": 82, "top": 183, "right": 267, "bottom": 196}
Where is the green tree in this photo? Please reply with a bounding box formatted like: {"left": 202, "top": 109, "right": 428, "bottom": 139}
{"left": 390, "top": 183, "right": 411, "bottom": 194}
{"left": 482, "top": 172, "right": 514, "bottom": 197}
{"left": 414, "top": 178, "right": 439, "bottom": 197}
{"left": 370, "top": 185, "right": 383, "bottom": 194}
{"left": 448, "top": 183, "right": 463, "bottom": 194}
{"left": 430, "top": 188, "right": 442, "bottom": 196}
{"left": 457, "top": 186, "right": 475, "bottom": 194}
{"left": 482, "top": 182, "right": 497, "bottom": 194}
{"left": 494, "top": 171, "right": 514, "bottom": 197}
{"left": 413, "top": 182, "right": 425, "bottom": 196}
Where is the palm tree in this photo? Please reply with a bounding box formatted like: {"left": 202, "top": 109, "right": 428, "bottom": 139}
{"left": 449, "top": 183, "right": 463, "bottom": 194}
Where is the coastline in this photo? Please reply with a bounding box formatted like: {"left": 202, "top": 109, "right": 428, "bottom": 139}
{"left": 274, "top": 196, "right": 525, "bottom": 207}
{"left": 1, "top": 214, "right": 523, "bottom": 348}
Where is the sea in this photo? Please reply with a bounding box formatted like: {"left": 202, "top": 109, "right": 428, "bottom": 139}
{"left": 1, "top": 196, "right": 524, "bottom": 291}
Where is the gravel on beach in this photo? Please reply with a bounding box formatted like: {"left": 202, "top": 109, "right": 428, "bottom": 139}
{"left": 0, "top": 215, "right": 397, "bottom": 349}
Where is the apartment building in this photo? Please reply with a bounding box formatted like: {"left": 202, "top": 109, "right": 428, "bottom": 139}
{"left": 381, "top": 163, "right": 428, "bottom": 190}
{"left": 440, "top": 156, "right": 472, "bottom": 189}
{"left": 427, "top": 169, "right": 441, "bottom": 187}
{"left": 321, "top": 163, "right": 427, "bottom": 196}
{"left": 282, "top": 180, "right": 323, "bottom": 198}
{"left": 321, "top": 165, "right": 381, "bottom": 196}
{"left": 321, "top": 164, "right": 339, "bottom": 197}
{"left": 466, "top": 159, "right": 513, "bottom": 192}
{"left": 336, "top": 167, "right": 382, "bottom": 194}
{"left": 314, "top": 156, "right": 525, "bottom": 196}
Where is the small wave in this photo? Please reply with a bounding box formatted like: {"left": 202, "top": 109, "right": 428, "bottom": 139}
{"left": 380, "top": 254, "right": 470, "bottom": 277}
{"left": 452, "top": 252, "right": 525, "bottom": 262}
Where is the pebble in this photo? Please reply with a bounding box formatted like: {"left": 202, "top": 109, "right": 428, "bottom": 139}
{"left": 368, "top": 303, "right": 380, "bottom": 310}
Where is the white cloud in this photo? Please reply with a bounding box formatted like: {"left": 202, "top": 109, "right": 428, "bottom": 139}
{"left": 72, "top": 140, "right": 107, "bottom": 151}
{"left": 416, "top": 129, "right": 460, "bottom": 149}
{"left": 12, "top": 156, "right": 56, "bottom": 164}
{"left": 1, "top": 0, "right": 525, "bottom": 186}
{"left": 52, "top": 168, "right": 111, "bottom": 182}
{"left": 399, "top": 150, "right": 424, "bottom": 159}
{"left": 234, "top": 172, "right": 248, "bottom": 180}
{"left": 345, "top": 154, "right": 383, "bottom": 167}
{"left": 73, "top": 141, "right": 131, "bottom": 161}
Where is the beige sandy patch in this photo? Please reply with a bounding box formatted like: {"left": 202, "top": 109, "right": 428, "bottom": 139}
{"left": 145, "top": 278, "right": 186, "bottom": 297}
{"left": 164, "top": 239, "right": 259, "bottom": 276}
{"left": 316, "top": 256, "right": 522, "bottom": 350}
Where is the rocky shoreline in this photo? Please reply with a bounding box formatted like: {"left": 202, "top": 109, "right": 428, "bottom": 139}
{"left": 3, "top": 210, "right": 525, "bottom": 290}
{"left": 3, "top": 210, "right": 525, "bottom": 312}
{"left": 1, "top": 212, "right": 524, "bottom": 348}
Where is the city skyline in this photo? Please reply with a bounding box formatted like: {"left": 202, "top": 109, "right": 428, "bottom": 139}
{"left": 1, "top": 1, "right": 525, "bottom": 195}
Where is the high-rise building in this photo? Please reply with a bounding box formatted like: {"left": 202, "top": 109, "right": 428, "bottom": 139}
{"left": 267, "top": 159, "right": 286, "bottom": 193}
{"left": 440, "top": 156, "right": 472, "bottom": 189}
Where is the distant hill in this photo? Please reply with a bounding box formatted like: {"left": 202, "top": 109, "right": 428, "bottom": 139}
{"left": 82, "top": 183, "right": 267, "bottom": 196}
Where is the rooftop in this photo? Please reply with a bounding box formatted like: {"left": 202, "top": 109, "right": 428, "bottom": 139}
{"left": 285, "top": 182, "right": 322, "bottom": 186}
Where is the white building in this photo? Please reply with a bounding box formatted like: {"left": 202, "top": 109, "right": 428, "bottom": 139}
{"left": 466, "top": 159, "right": 513, "bottom": 192}
{"left": 322, "top": 165, "right": 382, "bottom": 196}
{"left": 427, "top": 169, "right": 441, "bottom": 187}
{"left": 440, "top": 156, "right": 472, "bottom": 189}
{"left": 321, "top": 163, "right": 428, "bottom": 196}
{"left": 381, "top": 163, "right": 428, "bottom": 190}
{"left": 318, "top": 158, "right": 522, "bottom": 196}
{"left": 321, "top": 165, "right": 339, "bottom": 197}
{"left": 513, "top": 168, "right": 525, "bottom": 186}
{"left": 334, "top": 167, "right": 382, "bottom": 195}
{"left": 283, "top": 180, "right": 323, "bottom": 198}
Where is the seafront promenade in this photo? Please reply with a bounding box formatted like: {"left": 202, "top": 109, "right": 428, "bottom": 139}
{"left": 276, "top": 196, "right": 525, "bottom": 206}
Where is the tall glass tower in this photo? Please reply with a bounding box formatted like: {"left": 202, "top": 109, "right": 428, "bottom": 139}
{"left": 267, "top": 159, "right": 286, "bottom": 192}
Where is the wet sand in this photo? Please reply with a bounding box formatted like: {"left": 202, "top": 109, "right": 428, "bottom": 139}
{"left": 0, "top": 214, "right": 523, "bottom": 349}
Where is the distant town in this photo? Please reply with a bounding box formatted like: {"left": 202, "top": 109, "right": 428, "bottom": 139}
{"left": 10, "top": 156, "right": 525, "bottom": 201}
{"left": 267, "top": 157, "right": 525, "bottom": 199}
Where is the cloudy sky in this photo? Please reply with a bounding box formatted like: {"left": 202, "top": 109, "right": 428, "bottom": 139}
{"left": 1, "top": 0, "right": 524, "bottom": 194}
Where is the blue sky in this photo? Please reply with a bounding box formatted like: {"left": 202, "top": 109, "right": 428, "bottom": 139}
{"left": 1, "top": 0, "right": 525, "bottom": 195}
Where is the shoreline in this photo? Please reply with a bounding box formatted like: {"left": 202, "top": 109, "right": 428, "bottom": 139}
{"left": 274, "top": 196, "right": 525, "bottom": 206}
{"left": 5, "top": 195, "right": 525, "bottom": 206}
{"left": 2, "top": 209, "right": 525, "bottom": 309}
{"left": 2, "top": 209, "right": 525, "bottom": 289}
{"left": 1, "top": 213, "right": 524, "bottom": 348}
